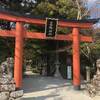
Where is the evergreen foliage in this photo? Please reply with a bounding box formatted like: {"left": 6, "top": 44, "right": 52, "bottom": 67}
{"left": 0, "top": 0, "right": 99, "bottom": 78}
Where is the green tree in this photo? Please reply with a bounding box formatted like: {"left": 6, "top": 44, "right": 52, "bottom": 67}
{"left": 0, "top": 0, "right": 93, "bottom": 77}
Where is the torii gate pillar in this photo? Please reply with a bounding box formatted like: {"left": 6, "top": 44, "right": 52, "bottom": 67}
{"left": 14, "top": 22, "right": 24, "bottom": 88}
{"left": 72, "top": 28, "right": 80, "bottom": 90}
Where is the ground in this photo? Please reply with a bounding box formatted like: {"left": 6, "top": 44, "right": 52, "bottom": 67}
{"left": 22, "top": 72, "right": 100, "bottom": 100}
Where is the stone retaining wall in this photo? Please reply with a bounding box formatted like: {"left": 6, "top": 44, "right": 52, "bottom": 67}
{"left": 0, "top": 78, "right": 23, "bottom": 100}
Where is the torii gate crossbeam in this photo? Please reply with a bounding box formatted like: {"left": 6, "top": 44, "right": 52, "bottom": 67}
{"left": 0, "top": 30, "right": 92, "bottom": 42}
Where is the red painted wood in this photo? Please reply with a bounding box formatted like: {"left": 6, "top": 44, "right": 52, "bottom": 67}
{"left": 25, "top": 31, "right": 73, "bottom": 41}
{"left": 14, "top": 22, "right": 24, "bottom": 88}
{"left": 72, "top": 28, "right": 80, "bottom": 89}
{"left": 0, "top": 30, "right": 92, "bottom": 42}
{"left": 0, "top": 30, "right": 93, "bottom": 42}
{"left": 0, "top": 30, "right": 15, "bottom": 37}
{"left": 80, "top": 35, "right": 93, "bottom": 42}
{"left": 0, "top": 12, "right": 93, "bottom": 28}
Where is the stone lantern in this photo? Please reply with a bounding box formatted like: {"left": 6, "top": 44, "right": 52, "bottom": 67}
{"left": 54, "top": 60, "right": 61, "bottom": 78}
{"left": 96, "top": 59, "right": 100, "bottom": 75}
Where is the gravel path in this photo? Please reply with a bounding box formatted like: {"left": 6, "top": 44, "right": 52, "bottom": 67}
{"left": 22, "top": 75, "right": 100, "bottom": 100}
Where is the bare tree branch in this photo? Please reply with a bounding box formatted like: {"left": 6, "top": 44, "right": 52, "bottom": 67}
{"left": 75, "top": 0, "right": 89, "bottom": 20}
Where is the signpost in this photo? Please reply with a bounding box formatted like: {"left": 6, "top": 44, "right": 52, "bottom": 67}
{"left": 45, "top": 18, "right": 58, "bottom": 38}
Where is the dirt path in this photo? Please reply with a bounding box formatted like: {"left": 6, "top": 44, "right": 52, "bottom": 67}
{"left": 22, "top": 75, "right": 100, "bottom": 100}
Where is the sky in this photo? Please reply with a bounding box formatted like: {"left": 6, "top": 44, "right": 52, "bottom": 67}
{"left": 88, "top": 0, "right": 97, "bottom": 8}
{"left": 88, "top": 0, "right": 97, "bottom": 2}
{"left": 88, "top": 0, "right": 100, "bottom": 28}
{"left": 88, "top": 0, "right": 97, "bottom": 3}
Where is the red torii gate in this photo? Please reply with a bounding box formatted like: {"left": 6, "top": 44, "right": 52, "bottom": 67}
{"left": 0, "top": 11, "right": 98, "bottom": 90}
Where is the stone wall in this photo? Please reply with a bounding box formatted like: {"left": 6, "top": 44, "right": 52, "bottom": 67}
{"left": 0, "top": 58, "right": 23, "bottom": 100}
{"left": 0, "top": 78, "right": 23, "bottom": 100}
{"left": 86, "top": 59, "right": 100, "bottom": 97}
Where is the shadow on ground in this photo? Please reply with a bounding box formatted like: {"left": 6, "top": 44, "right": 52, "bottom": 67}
{"left": 23, "top": 94, "right": 62, "bottom": 100}
{"left": 22, "top": 75, "right": 90, "bottom": 100}
{"left": 22, "top": 75, "right": 73, "bottom": 93}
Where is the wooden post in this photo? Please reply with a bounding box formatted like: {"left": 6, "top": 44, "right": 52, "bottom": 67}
{"left": 14, "top": 22, "right": 24, "bottom": 88}
{"left": 72, "top": 28, "right": 80, "bottom": 90}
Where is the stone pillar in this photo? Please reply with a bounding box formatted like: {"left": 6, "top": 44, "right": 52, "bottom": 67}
{"left": 54, "top": 60, "right": 61, "bottom": 78}
{"left": 14, "top": 22, "right": 24, "bottom": 88}
{"left": 96, "top": 59, "right": 100, "bottom": 75}
{"left": 72, "top": 28, "right": 80, "bottom": 90}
